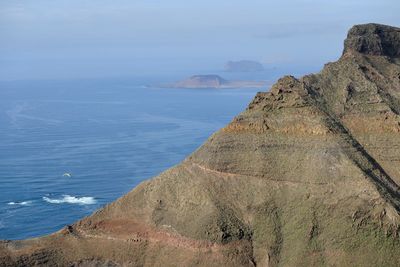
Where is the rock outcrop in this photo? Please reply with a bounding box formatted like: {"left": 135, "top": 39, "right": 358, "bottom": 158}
{"left": 343, "top": 23, "right": 400, "bottom": 57}
{"left": 2, "top": 23, "right": 400, "bottom": 267}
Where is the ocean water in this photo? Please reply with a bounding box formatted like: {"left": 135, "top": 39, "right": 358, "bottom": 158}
{"left": 0, "top": 78, "right": 261, "bottom": 240}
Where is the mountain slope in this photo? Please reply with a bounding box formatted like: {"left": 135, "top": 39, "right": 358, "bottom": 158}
{"left": 1, "top": 23, "right": 400, "bottom": 267}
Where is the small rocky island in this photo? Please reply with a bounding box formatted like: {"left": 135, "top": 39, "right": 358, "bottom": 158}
{"left": 169, "top": 74, "right": 266, "bottom": 89}
{"left": 224, "top": 60, "right": 264, "bottom": 72}
{"left": 2, "top": 23, "right": 400, "bottom": 267}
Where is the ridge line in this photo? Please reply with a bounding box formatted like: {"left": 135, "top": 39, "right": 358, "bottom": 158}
{"left": 305, "top": 83, "right": 400, "bottom": 212}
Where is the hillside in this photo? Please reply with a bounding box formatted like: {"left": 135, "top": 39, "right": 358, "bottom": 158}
{"left": 1, "top": 23, "right": 400, "bottom": 267}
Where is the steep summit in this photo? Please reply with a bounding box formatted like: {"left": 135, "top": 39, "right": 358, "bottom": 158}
{"left": 343, "top": 23, "right": 400, "bottom": 57}
{"left": 2, "top": 23, "right": 400, "bottom": 267}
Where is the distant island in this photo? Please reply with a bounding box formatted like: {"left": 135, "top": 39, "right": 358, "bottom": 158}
{"left": 224, "top": 60, "right": 264, "bottom": 72}
{"left": 3, "top": 23, "right": 400, "bottom": 267}
{"left": 167, "top": 74, "right": 267, "bottom": 89}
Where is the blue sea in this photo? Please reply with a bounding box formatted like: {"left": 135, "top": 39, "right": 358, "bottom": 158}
{"left": 0, "top": 77, "right": 261, "bottom": 240}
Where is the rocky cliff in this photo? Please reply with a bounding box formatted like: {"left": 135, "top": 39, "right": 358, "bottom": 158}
{"left": 1, "top": 23, "right": 400, "bottom": 267}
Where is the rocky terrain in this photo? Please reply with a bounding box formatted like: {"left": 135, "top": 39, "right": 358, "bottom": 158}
{"left": 1, "top": 23, "right": 400, "bottom": 266}
{"left": 168, "top": 75, "right": 266, "bottom": 89}
{"left": 224, "top": 60, "right": 265, "bottom": 72}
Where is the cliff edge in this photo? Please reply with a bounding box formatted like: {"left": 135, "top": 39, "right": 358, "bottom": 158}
{"left": 1, "top": 23, "right": 400, "bottom": 267}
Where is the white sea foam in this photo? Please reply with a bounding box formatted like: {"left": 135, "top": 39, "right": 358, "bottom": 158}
{"left": 42, "top": 195, "right": 96, "bottom": 205}
{"left": 7, "top": 201, "right": 33, "bottom": 206}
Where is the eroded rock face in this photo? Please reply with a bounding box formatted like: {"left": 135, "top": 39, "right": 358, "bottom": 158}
{"left": 2, "top": 23, "right": 400, "bottom": 267}
{"left": 343, "top": 23, "right": 400, "bottom": 57}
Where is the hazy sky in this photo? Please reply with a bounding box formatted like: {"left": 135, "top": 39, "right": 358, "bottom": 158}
{"left": 1, "top": 0, "right": 399, "bottom": 80}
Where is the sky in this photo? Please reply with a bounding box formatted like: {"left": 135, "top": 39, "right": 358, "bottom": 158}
{"left": 1, "top": 0, "right": 399, "bottom": 81}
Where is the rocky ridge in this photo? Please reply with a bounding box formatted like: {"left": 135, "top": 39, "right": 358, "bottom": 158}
{"left": 1, "top": 23, "right": 400, "bottom": 266}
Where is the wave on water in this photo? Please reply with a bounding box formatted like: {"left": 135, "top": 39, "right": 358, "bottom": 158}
{"left": 7, "top": 201, "right": 33, "bottom": 206}
{"left": 42, "top": 195, "right": 96, "bottom": 205}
